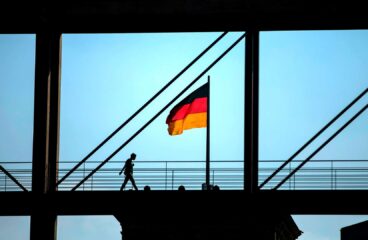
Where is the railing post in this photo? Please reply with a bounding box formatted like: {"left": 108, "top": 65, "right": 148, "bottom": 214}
{"left": 289, "top": 162, "right": 291, "bottom": 190}
{"left": 4, "top": 175, "right": 7, "bottom": 192}
{"left": 172, "top": 170, "right": 174, "bottom": 190}
{"left": 335, "top": 169, "right": 337, "bottom": 190}
{"left": 212, "top": 170, "right": 215, "bottom": 185}
{"left": 331, "top": 160, "right": 333, "bottom": 190}
{"left": 165, "top": 162, "right": 167, "bottom": 191}
{"left": 83, "top": 162, "right": 85, "bottom": 191}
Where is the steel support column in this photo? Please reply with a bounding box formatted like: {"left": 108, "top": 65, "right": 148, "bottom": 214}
{"left": 31, "top": 31, "right": 61, "bottom": 240}
{"left": 245, "top": 29, "right": 259, "bottom": 193}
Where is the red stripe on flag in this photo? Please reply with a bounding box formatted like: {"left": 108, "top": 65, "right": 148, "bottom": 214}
{"left": 169, "top": 97, "right": 207, "bottom": 122}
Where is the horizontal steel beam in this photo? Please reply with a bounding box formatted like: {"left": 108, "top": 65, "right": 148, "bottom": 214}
{"left": 1, "top": 0, "right": 368, "bottom": 33}
{"left": 1, "top": 190, "right": 368, "bottom": 216}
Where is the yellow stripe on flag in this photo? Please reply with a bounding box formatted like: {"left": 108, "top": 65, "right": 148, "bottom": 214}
{"left": 168, "top": 112, "right": 207, "bottom": 135}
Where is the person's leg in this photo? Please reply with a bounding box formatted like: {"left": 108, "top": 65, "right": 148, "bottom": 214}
{"left": 120, "top": 176, "right": 129, "bottom": 191}
{"left": 129, "top": 175, "right": 138, "bottom": 190}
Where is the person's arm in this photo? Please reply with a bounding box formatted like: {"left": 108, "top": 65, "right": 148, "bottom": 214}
{"left": 119, "top": 163, "right": 126, "bottom": 175}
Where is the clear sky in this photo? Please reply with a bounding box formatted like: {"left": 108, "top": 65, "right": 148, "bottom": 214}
{"left": 59, "top": 32, "right": 245, "bottom": 189}
{"left": 260, "top": 30, "right": 367, "bottom": 162}
{"left": 0, "top": 31, "right": 367, "bottom": 239}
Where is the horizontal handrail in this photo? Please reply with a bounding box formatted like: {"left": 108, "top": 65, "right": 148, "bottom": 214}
{"left": 2, "top": 159, "right": 368, "bottom": 191}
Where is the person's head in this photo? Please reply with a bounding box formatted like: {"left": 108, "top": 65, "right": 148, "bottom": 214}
{"left": 178, "top": 185, "right": 185, "bottom": 191}
{"left": 131, "top": 153, "right": 136, "bottom": 160}
{"left": 144, "top": 185, "right": 151, "bottom": 191}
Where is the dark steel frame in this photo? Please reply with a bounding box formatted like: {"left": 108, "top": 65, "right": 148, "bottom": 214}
{"left": 31, "top": 32, "right": 61, "bottom": 240}
{"left": 1, "top": 2, "right": 368, "bottom": 239}
{"left": 245, "top": 30, "right": 259, "bottom": 193}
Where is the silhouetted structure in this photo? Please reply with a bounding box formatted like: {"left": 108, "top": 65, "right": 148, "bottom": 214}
{"left": 115, "top": 211, "right": 301, "bottom": 240}
{"left": 1, "top": 2, "right": 368, "bottom": 240}
{"left": 341, "top": 220, "right": 368, "bottom": 240}
{"left": 202, "top": 183, "right": 213, "bottom": 190}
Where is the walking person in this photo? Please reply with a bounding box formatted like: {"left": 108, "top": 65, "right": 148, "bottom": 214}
{"left": 119, "top": 153, "right": 138, "bottom": 191}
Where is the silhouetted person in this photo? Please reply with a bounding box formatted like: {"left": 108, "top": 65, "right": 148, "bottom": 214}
{"left": 119, "top": 153, "right": 138, "bottom": 191}
{"left": 213, "top": 185, "right": 220, "bottom": 191}
{"left": 178, "top": 185, "right": 185, "bottom": 191}
{"left": 144, "top": 185, "right": 151, "bottom": 191}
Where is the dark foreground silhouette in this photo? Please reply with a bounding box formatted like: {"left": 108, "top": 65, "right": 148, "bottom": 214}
{"left": 119, "top": 153, "right": 138, "bottom": 191}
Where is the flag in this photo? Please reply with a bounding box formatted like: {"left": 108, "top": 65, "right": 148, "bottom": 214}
{"left": 166, "top": 83, "right": 208, "bottom": 135}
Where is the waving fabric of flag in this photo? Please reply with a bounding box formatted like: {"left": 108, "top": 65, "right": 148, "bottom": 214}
{"left": 166, "top": 83, "right": 208, "bottom": 136}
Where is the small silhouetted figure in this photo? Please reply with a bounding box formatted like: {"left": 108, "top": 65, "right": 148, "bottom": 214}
{"left": 178, "top": 185, "right": 186, "bottom": 191}
{"left": 144, "top": 185, "right": 151, "bottom": 191}
{"left": 213, "top": 185, "right": 220, "bottom": 191}
{"left": 119, "top": 153, "right": 138, "bottom": 191}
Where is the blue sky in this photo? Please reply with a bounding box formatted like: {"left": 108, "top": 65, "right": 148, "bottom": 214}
{"left": 59, "top": 32, "right": 244, "bottom": 166}
{"left": 0, "top": 31, "right": 367, "bottom": 239}
{"left": 260, "top": 30, "right": 367, "bottom": 162}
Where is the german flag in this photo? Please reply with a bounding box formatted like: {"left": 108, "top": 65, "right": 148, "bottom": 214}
{"left": 166, "top": 83, "right": 208, "bottom": 136}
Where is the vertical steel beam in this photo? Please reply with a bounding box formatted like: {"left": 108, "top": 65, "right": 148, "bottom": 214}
{"left": 30, "top": 212, "right": 58, "bottom": 240}
{"left": 49, "top": 33, "right": 61, "bottom": 192}
{"left": 245, "top": 29, "right": 259, "bottom": 193}
{"left": 31, "top": 31, "right": 61, "bottom": 240}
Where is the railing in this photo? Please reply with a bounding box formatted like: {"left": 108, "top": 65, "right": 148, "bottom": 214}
{"left": 0, "top": 162, "right": 32, "bottom": 192}
{"left": 1, "top": 160, "right": 368, "bottom": 191}
{"left": 58, "top": 160, "right": 243, "bottom": 191}
{"left": 259, "top": 160, "right": 368, "bottom": 190}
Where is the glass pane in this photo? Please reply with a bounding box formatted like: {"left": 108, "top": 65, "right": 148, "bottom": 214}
{"left": 293, "top": 215, "right": 368, "bottom": 240}
{"left": 0, "top": 216, "right": 30, "bottom": 239}
{"left": 0, "top": 34, "right": 35, "bottom": 192}
{"left": 58, "top": 216, "right": 120, "bottom": 240}
{"left": 260, "top": 30, "right": 368, "bottom": 189}
{"left": 59, "top": 32, "right": 245, "bottom": 190}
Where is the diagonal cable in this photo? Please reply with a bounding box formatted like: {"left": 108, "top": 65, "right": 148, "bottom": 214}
{"left": 260, "top": 88, "right": 368, "bottom": 189}
{"left": 274, "top": 104, "right": 368, "bottom": 190}
{"left": 0, "top": 165, "right": 28, "bottom": 192}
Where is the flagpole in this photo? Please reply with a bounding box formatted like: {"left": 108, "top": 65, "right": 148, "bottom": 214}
{"left": 206, "top": 75, "right": 210, "bottom": 189}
